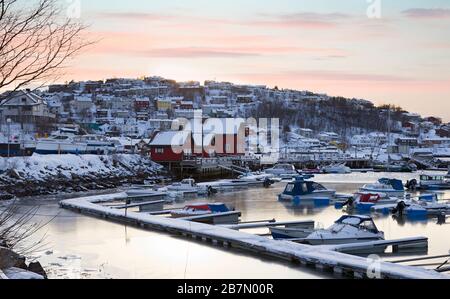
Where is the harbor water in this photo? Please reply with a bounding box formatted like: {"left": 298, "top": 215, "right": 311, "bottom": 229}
{"left": 5, "top": 172, "right": 450, "bottom": 279}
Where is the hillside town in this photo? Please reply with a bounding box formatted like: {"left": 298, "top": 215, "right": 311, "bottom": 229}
{"left": 1, "top": 0, "right": 450, "bottom": 282}
{"left": 0, "top": 77, "right": 448, "bottom": 174}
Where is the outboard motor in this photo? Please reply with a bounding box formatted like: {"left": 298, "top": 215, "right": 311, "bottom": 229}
{"left": 406, "top": 179, "right": 418, "bottom": 191}
{"left": 437, "top": 212, "right": 446, "bottom": 225}
{"left": 207, "top": 186, "right": 218, "bottom": 197}
{"left": 342, "top": 197, "right": 354, "bottom": 209}
{"left": 392, "top": 201, "right": 407, "bottom": 216}
{"left": 263, "top": 177, "right": 272, "bottom": 188}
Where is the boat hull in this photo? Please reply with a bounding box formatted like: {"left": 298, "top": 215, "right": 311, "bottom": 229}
{"left": 305, "top": 237, "right": 384, "bottom": 246}
{"left": 35, "top": 142, "right": 88, "bottom": 155}
{"left": 360, "top": 187, "right": 404, "bottom": 197}
{"left": 278, "top": 191, "right": 335, "bottom": 206}
{"left": 270, "top": 227, "right": 314, "bottom": 239}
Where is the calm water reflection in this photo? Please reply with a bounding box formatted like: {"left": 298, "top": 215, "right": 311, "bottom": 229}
{"left": 7, "top": 172, "right": 450, "bottom": 279}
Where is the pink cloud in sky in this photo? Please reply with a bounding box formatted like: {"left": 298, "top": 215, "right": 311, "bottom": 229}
{"left": 402, "top": 8, "right": 450, "bottom": 19}
{"left": 61, "top": 7, "right": 450, "bottom": 120}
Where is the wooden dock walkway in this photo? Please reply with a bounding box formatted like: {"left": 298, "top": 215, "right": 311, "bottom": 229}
{"left": 59, "top": 193, "right": 448, "bottom": 279}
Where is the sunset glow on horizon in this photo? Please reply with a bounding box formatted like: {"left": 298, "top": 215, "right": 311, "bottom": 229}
{"left": 66, "top": 0, "right": 450, "bottom": 120}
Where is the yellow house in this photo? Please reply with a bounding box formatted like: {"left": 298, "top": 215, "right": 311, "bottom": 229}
{"left": 156, "top": 98, "right": 172, "bottom": 111}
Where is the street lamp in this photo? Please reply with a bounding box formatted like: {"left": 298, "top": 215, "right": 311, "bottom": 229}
{"left": 7, "top": 118, "right": 11, "bottom": 158}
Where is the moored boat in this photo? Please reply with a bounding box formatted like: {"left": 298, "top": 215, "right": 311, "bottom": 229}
{"left": 417, "top": 174, "right": 450, "bottom": 190}
{"left": 303, "top": 215, "right": 385, "bottom": 245}
{"left": 278, "top": 175, "right": 336, "bottom": 205}
{"left": 342, "top": 192, "right": 399, "bottom": 211}
{"left": 171, "top": 203, "right": 233, "bottom": 218}
{"left": 35, "top": 134, "right": 88, "bottom": 155}
{"left": 360, "top": 178, "right": 405, "bottom": 197}
{"left": 270, "top": 222, "right": 316, "bottom": 240}
{"left": 264, "top": 164, "right": 299, "bottom": 179}
{"left": 321, "top": 163, "right": 352, "bottom": 174}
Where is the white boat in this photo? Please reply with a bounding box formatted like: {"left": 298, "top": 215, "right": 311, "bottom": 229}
{"left": 75, "top": 135, "right": 121, "bottom": 154}
{"left": 238, "top": 172, "right": 277, "bottom": 187}
{"left": 199, "top": 179, "right": 250, "bottom": 191}
{"left": 264, "top": 164, "right": 299, "bottom": 179}
{"left": 167, "top": 178, "right": 199, "bottom": 192}
{"left": 304, "top": 215, "right": 385, "bottom": 245}
{"left": 35, "top": 134, "right": 88, "bottom": 155}
{"left": 417, "top": 174, "right": 450, "bottom": 190}
{"left": 171, "top": 203, "right": 232, "bottom": 218}
{"left": 321, "top": 163, "right": 352, "bottom": 174}
{"left": 360, "top": 178, "right": 405, "bottom": 197}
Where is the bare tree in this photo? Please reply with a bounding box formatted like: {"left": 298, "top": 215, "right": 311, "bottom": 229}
{"left": 0, "top": 0, "right": 92, "bottom": 92}
{"left": 0, "top": 201, "right": 53, "bottom": 257}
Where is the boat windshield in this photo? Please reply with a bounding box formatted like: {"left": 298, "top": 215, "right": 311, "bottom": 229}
{"left": 311, "top": 182, "right": 326, "bottom": 191}
{"left": 285, "top": 183, "right": 295, "bottom": 192}
{"left": 359, "top": 220, "right": 379, "bottom": 233}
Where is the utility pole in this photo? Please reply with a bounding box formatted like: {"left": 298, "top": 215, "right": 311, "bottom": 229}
{"left": 7, "top": 118, "right": 12, "bottom": 158}
{"left": 387, "top": 108, "right": 392, "bottom": 172}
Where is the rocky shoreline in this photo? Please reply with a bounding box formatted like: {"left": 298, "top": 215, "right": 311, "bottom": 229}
{"left": 0, "top": 246, "right": 47, "bottom": 279}
{"left": 0, "top": 154, "right": 165, "bottom": 198}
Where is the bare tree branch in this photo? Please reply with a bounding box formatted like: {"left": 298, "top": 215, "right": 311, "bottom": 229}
{"left": 0, "top": 0, "right": 93, "bottom": 92}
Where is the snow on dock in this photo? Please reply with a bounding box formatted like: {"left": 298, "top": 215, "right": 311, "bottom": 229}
{"left": 0, "top": 269, "right": 8, "bottom": 280}
{"left": 59, "top": 193, "right": 448, "bottom": 279}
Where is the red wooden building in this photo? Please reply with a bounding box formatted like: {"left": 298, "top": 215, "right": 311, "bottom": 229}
{"left": 149, "top": 119, "right": 246, "bottom": 163}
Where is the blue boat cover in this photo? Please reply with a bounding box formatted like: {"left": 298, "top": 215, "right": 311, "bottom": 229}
{"left": 379, "top": 178, "right": 404, "bottom": 191}
{"left": 208, "top": 204, "right": 230, "bottom": 213}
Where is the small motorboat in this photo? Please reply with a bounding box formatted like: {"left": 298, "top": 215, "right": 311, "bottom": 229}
{"left": 417, "top": 174, "right": 450, "bottom": 190}
{"left": 171, "top": 203, "right": 233, "bottom": 218}
{"left": 201, "top": 179, "right": 250, "bottom": 191}
{"left": 278, "top": 175, "right": 336, "bottom": 205}
{"left": 341, "top": 192, "right": 399, "bottom": 212}
{"left": 167, "top": 178, "right": 217, "bottom": 196}
{"left": 321, "top": 163, "right": 352, "bottom": 174}
{"left": 360, "top": 178, "right": 405, "bottom": 197}
{"left": 264, "top": 164, "right": 299, "bottom": 179}
{"left": 167, "top": 178, "right": 199, "bottom": 192}
{"left": 392, "top": 194, "right": 450, "bottom": 217}
{"left": 270, "top": 222, "right": 316, "bottom": 240}
{"left": 303, "top": 215, "right": 385, "bottom": 245}
{"left": 238, "top": 172, "right": 277, "bottom": 188}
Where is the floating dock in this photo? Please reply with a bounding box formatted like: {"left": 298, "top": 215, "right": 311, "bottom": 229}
{"left": 59, "top": 193, "right": 448, "bottom": 279}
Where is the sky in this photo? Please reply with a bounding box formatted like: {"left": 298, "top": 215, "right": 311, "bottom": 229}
{"left": 64, "top": 0, "right": 450, "bottom": 120}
